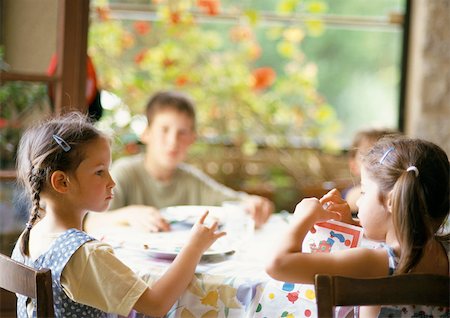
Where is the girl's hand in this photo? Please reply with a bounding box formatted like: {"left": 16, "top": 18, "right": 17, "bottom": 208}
{"left": 319, "top": 189, "right": 358, "bottom": 226}
{"left": 187, "top": 211, "right": 226, "bottom": 254}
{"left": 292, "top": 197, "right": 341, "bottom": 226}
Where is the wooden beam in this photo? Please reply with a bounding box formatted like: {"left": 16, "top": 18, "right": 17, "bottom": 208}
{"left": 54, "top": 0, "right": 90, "bottom": 114}
{"left": 0, "top": 170, "right": 16, "bottom": 181}
{"left": 0, "top": 71, "right": 57, "bottom": 83}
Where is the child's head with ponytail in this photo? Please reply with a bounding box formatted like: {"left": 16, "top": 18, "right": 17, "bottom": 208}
{"left": 362, "top": 136, "right": 449, "bottom": 274}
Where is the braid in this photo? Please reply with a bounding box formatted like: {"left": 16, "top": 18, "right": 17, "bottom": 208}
{"left": 19, "top": 166, "right": 44, "bottom": 256}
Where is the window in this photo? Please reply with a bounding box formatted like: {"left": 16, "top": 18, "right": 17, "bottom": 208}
{"left": 89, "top": 0, "right": 407, "bottom": 148}
{"left": 88, "top": 0, "right": 408, "bottom": 209}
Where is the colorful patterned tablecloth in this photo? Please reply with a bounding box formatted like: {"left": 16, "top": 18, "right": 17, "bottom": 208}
{"left": 102, "top": 214, "right": 359, "bottom": 318}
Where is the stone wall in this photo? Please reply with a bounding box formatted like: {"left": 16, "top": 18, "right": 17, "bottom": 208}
{"left": 406, "top": 0, "right": 450, "bottom": 154}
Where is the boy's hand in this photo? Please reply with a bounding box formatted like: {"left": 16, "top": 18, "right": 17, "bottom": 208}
{"left": 119, "top": 205, "right": 171, "bottom": 232}
{"left": 84, "top": 205, "right": 171, "bottom": 233}
{"left": 188, "top": 211, "right": 226, "bottom": 253}
{"left": 243, "top": 195, "right": 274, "bottom": 228}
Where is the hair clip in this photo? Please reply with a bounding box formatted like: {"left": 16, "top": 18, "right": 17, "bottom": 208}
{"left": 406, "top": 166, "right": 419, "bottom": 177}
{"left": 379, "top": 147, "right": 394, "bottom": 164}
{"left": 53, "top": 134, "right": 71, "bottom": 152}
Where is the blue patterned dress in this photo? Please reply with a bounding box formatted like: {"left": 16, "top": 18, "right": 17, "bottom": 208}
{"left": 376, "top": 242, "right": 450, "bottom": 318}
{"left": 12, "top": 229, "right": 107, "bottom": 318}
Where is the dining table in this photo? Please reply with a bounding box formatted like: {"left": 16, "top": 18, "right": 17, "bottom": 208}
{"left": 95, "top": 209, "right": 368, "bottom": 318}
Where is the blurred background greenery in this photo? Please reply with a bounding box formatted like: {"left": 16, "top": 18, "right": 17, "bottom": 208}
{"left": 0, "top": 0, "right": 406, "bottom": 210}
{"left": 83, "top": 0, "right": 405, "bottom": 210}
{"left": 89, "top": 0, "right": 404, "bottom": 155}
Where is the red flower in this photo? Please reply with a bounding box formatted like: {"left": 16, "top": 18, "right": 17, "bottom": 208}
{"left": 197, "top": 0, "right": 220, "bottom": 16}
{"left": 133, "top": 21, "right": 151, "bottom": 35}
{"left": 95, "top": 7, "right": 110, "bottom": 21}
{"left": 252, "top": 67, "right": 276, "bottom": 90}
{"left": 170, "top": 11, "right": 181, "bottom": 24}
{"left": 175, "top": 74, "right": 189, "bottom": 86}
{"left": 134, "top": 49, "right": 148, "bottom": 65}
{"left": 0, "top": 118, "right": 8, "bottom": 128}
{"left": 163, "top": 58, "right": 175, "bottom": 68}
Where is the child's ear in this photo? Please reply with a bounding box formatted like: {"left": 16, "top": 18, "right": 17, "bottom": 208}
{"left": 50, "top": 171, "right": 70, "bottom": 193}
{"left": 140, "top": 127, "right": 151, "bottom": 144}
{"left": 385, "top": 190, "right": 394, "bottom": 214}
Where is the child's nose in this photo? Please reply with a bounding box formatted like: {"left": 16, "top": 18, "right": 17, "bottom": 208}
{"left": 108, "top": 173, "right": 116, "bottom": 188}
{"left": 167, "top": 131, "right": 179, "bottom": 147}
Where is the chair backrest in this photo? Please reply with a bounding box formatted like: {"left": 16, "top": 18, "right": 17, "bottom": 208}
{"left": 315, "top": 273, "right": 450, "bottom": 318}
{"left": 0, "top": 253, "right": 54, "bottom": 318}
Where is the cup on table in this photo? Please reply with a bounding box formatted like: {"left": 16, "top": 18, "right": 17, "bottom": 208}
{"left": 221, "top": 201, "right": 255, "bottom": 252}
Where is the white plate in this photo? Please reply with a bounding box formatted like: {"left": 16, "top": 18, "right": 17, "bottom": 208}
{"left": 109, "top": 227, "right": 234, "bottom": 261}
{"left": 160, "top": 205, "right": 226, "bottom": 228}
{"left": 145, "top": 246, "right": 235, "bottom": 261}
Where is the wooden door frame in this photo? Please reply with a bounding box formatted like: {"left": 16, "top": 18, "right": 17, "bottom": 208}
{"left": 0, "top": 0, "right": 90, "bottom": 180}
{"left": 54, "top": 0, "right": 89, "bottom": 114}
{"left": 0, "top": 0, "right": 89, "bottom": 114}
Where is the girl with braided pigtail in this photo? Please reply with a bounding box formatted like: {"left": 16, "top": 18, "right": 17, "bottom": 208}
{"left": 267, "top": 136, "right": 449, "bottom": 317}
{"left": 12, "top": 112, "right": 226, "bottom": 318}
{"left": 19, "top": 167, "right": 46, "bottom": 256}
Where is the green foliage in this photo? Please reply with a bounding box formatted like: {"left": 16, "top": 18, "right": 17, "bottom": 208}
{"left": 89, "top": 0, "right": 341, "bottom": 156}
{"left": 0, "top": 81, "right": 50, "bottom": 168}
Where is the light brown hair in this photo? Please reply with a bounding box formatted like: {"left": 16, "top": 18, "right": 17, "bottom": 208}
{"left": 363, "top": 136, "right": 449, "bottom": 274}
{"left": 145, "top": 91, "right": 196, "bottom": 129}
{"left": 16, "top": 112, "right": 104, "bottom": 256}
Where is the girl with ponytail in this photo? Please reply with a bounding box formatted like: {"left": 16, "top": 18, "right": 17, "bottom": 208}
{"left": 267, "top": 136, "right": 449, "bottom": 317}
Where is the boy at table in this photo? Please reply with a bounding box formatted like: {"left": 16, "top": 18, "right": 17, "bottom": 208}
{"left": 84, "top": 90, "right": 274, "bottom": 232}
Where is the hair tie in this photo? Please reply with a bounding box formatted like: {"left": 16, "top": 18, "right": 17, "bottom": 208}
{"left": 53, "top": 134, "right": 71, "bottom": 152}
{"left": 406, "top": 166, "right": 419, "bottom": 177}
{"left": 379, "top": 147, "right": 395, "bottom": 164}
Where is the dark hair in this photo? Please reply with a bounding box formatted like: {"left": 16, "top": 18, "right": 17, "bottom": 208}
{"left": 145, "top": 91, "right": 196, "bottom": 129}
{"left": 16, "top": 112, "right": 104, "bottom": 256}
{"left": 363, "top": 136, "right": 449, "bottom": 273}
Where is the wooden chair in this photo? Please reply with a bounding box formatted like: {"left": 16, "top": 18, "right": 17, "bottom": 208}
{"left": 315, "top": 273, "right": 450, "bottom": 318}
{"left": 0, "top": 253, "right": 54, "bottom": 318}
